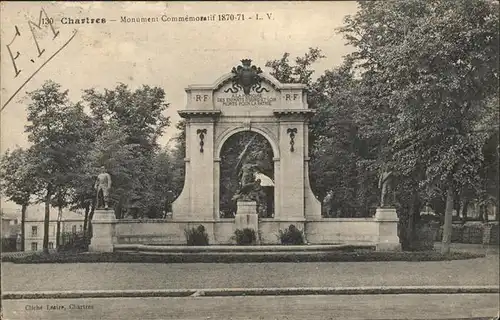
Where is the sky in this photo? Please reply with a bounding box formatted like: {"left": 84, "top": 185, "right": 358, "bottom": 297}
{"left": 0, "top": 1, "right": 359, "bottom": 211}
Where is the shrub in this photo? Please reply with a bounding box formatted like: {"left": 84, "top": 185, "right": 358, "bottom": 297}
{"left": 58, "top": 232, "right": 90, "bottom": 252}
{"left": 278, "top": 224, "right": 305, "bottom": 245}
{"left": 233, "top": 228, "right": 256, "bottom": 245}
{"left": 407, "top": 221, "right": 437, "bottom": 251}
{"left": 184, "top": 225, "right": 209, "bottom": 246}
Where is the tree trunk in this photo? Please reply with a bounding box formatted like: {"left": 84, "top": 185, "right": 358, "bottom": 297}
{"left": 21, "top": 203, "right": 27, "bottom": 251}
{"left": 407, "top": 201, "right": 415, "bottom": 250}
{"left": 461, "top": 200, "right": 469, "bottom": 223}
{"left": 454, "top": 194, "right": 461, "bottom": 215}
{"left": 43, "top": 186, "right": 52, "bottom": 254}
{"left": 441, "top": 185, "right": 454, "bottom": 254}
{"left": 495, "top": 203, "right": 499, "bottom": 221}
{"left": 478, "top": 204, "right": 485, "bottom": 221}
{"left": 56, "top": 206, "right": 62, "bottom": 249}
{"left": 83, "top": 204, "right": 90, "bottom": 237}
{"left": 88, "top": 199, "right": 96, "bottom": 239}
{"left": 407, "top": 190, "right": 422, "bottom": 251}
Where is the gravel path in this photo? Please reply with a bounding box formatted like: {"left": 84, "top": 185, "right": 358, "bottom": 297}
{"left": 2, "top": 254, "right": 498, "bottom": 292}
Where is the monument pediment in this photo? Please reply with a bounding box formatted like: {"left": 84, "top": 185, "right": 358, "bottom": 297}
{"left": 184, "top": 59, "right": 308, "bottom": 112}
{"left": 214, "top": 80, "right": 279, "bottom": 109}
{"left": 214, "top": 59, "right": 280, "bottom": 110}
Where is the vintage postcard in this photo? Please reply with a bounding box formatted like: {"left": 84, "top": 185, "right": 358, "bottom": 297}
{"left": 1, "top": 1, "right": 499, "bottom": 320}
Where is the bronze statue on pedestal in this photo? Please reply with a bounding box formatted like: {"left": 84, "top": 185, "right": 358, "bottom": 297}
{"left": 94, "top": 166, "right": 112, "bottom": 210}
{"left": 378, "top": 164, "right": 394, "bottom": 208}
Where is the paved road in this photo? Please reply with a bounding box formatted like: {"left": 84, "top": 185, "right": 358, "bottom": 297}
{"left": 2, "top": 294, "right": 499, "bottom": 320}
{"left": 3, "top": 253, "right": 498, "bottom": 292}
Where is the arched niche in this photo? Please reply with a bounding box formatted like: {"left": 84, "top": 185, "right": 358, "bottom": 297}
{"left": 217, "top": 130, "right": 276, "bottom": 219}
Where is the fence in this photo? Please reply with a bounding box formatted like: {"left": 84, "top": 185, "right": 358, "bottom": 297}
{"left": 1, "top": 237, "right": 18, "bottom": 252}
{"left": 59, "top": 231, "right": 91, "bottom": 252}
{"left": 433, "top": 222, "right": 499, "bottom": 245}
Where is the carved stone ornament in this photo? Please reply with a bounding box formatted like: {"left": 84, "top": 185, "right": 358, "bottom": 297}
{"left": 287, "top": 128, "right": 297, "bottom": 152}
{"left": 224, "top": 59, "right": 269, "bottom": 95}
{"left": 196, "top": 129, "right": 207, "bottom": 153}
{"left": 242, "top": 119, "right": 252, "bottom": 130}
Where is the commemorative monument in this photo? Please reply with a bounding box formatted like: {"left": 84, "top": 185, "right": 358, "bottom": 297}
{"left": 89, "top": 59, "right": 400, "bottom": 252}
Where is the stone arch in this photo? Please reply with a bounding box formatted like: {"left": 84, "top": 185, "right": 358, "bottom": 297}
{"left": 216, "top": 129, "right": 276, "bottom": 218}
{"left": 215, "top": 126, "right": 279, "bottom": 160}
{"left": 173, "top": 58, "right": 321, "bottom": 222}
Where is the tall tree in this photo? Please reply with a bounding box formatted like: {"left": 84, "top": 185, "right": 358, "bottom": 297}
{"left": 25, "top": 81, "right": 90, "bottom": 253}
{"left": 266, "top": 49, "right": 379, "bottom": 217}
{"left": 265, "top": 48, "right": 325, "bottom": 87}
{"left": 0, "top": 148, "right": 40, "bottom": 251}
{"left": 82, "top": 84, "right": 170, "bottom": 218}
{"left": 83, "top": 84, "right": 170, "bottom": 152}
{"left": 67, "top": 114, "right": 98, "bottom": 237}
{"left": 340, "top": 0, "right": 499, "bottom": 252}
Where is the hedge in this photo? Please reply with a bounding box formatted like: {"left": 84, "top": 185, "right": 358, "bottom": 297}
{"left": 2, "top": 250, "right": 484, "bottom": 264}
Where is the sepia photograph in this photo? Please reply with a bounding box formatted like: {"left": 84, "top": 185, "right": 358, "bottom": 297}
{"left": 0, "top": 1, "right": 499, "bottom": 319}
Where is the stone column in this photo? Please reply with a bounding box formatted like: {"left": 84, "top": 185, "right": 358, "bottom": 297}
{"left": 214, "top": 158, "right": 221, "bottom": 219}
{"left": 278, "top": 123, "right": 305, "bottom": 219}
{"left": 375, "top": 207, "right": 401, "bottom": 251}
{"left": 273, "top": 157, "right": 280, "bottom": 219}
{"left": 186, "top": 122, "right": 215, "bottom": 220}
{"left": 89, "top": 209, "right": 116, "bottom": 252}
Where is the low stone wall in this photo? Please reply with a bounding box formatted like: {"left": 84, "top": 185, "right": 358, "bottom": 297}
{"left": 115, "top": 219, "right": 235, "bottom": 245}
{"left": 89, "top": 208, "right": 400, "bottom": 251}
{"left": 115, "top": 220, "right": 183, "bottom": 244}
{"left": 112, "top": 217, "right": 386, "bottom": 246}
{"left": 305, "top": 218, "right": 378, "bottom": 244}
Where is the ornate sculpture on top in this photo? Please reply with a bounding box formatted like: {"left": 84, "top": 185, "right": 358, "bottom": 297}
{"left": 378, "top": 164, "right": 394, "bottom": 208}
{"left": 225, "top": 59, "right": 269, "bottom": 95}
{"left": 94, "top": 166, "right": 112, "bottom": 210}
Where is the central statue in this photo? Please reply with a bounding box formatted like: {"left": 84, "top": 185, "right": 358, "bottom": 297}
{"left": 232, "top": 162, "right": 274, "bottom": 217}
{"left": 229, "top": 132, "right": 275, "bottom": 217}
{"left": 232, "top": 163, "right": 261, "bottom": 202}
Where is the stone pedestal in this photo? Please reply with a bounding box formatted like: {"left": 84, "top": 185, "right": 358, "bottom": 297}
{"left": 89, "top": 209, "right": 116, "bottom": 252}
{"left": 235, "top": 201, "right": 259, "bottom": 235}
{"left": 375, "top": 207, "right": 401, "bottom": 251}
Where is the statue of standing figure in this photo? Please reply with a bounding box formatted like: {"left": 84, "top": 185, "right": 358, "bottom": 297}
{"left": 378, "top": 164, "right": 394, "bottom": 207}
{"left": 95, "top": 166, "right": 112, "bottom": 209}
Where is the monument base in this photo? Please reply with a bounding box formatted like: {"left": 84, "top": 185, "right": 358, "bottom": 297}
{"left": 235, "top": 201, "right": 259, "bottom": 242}
{"left": 375, "top": 207, "right": 401, "bottom": 251}
{"left": 89, "top": 209, "right": 116, "bottom": 252}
